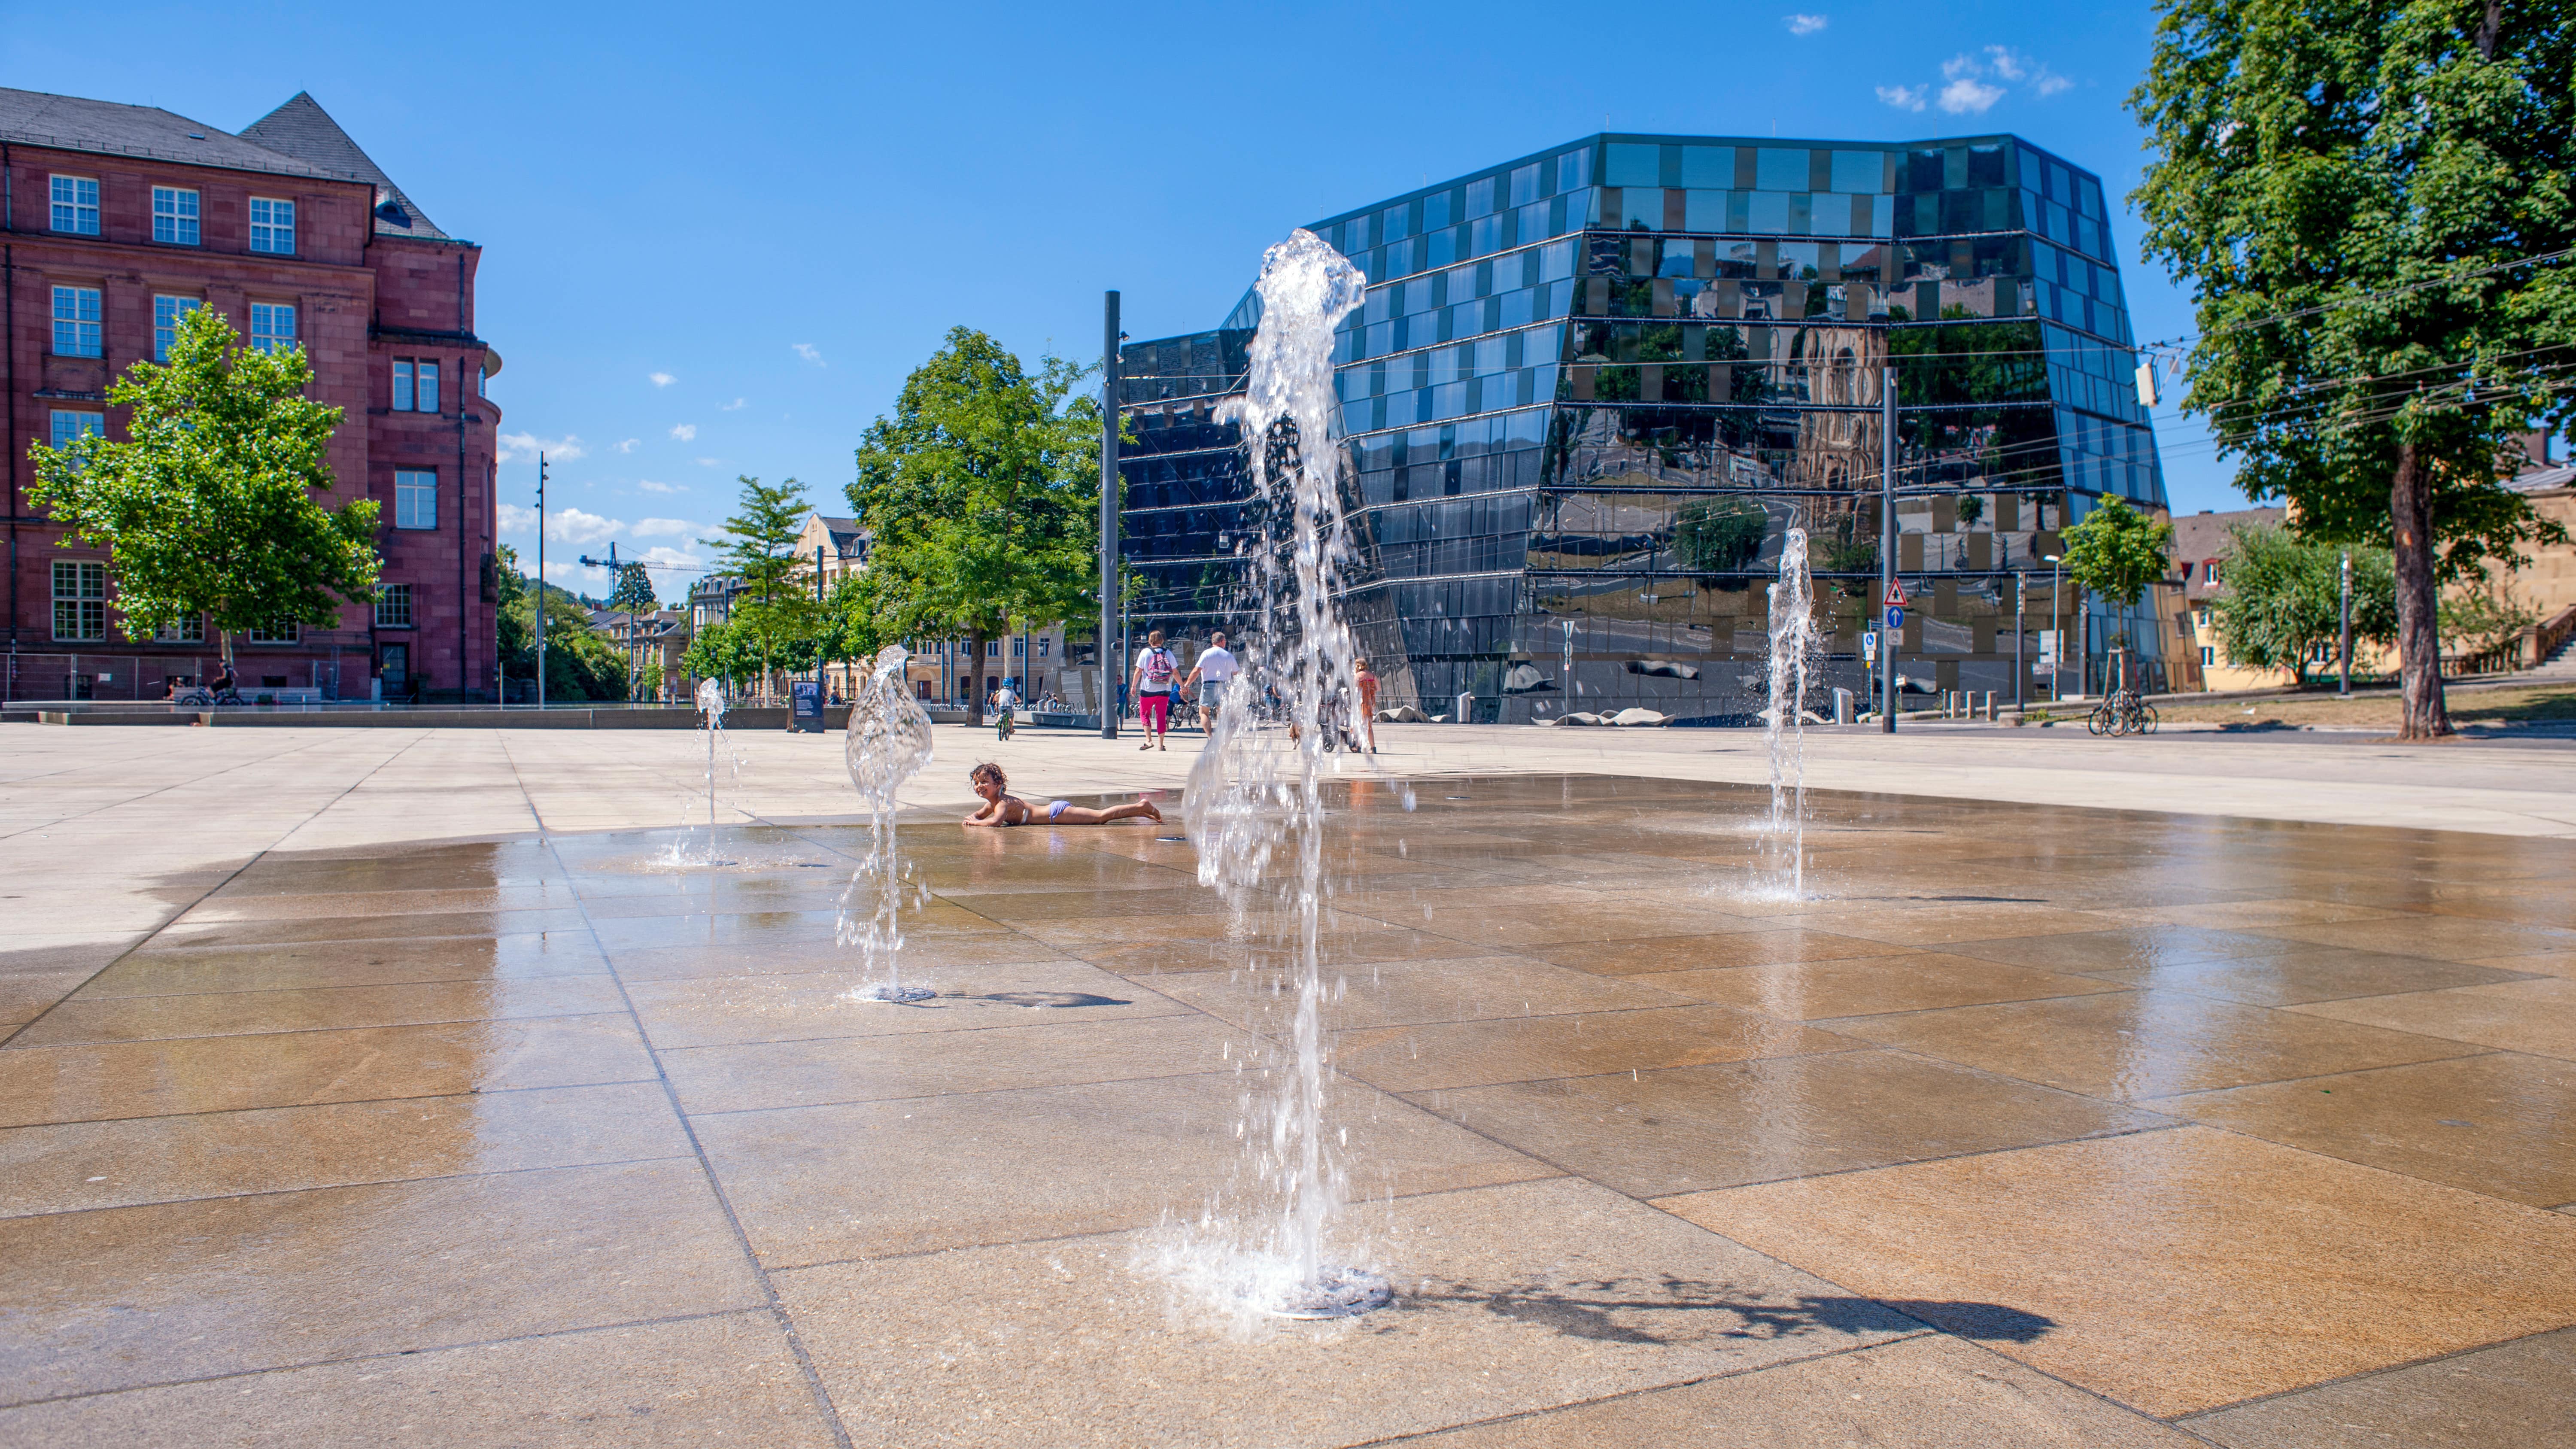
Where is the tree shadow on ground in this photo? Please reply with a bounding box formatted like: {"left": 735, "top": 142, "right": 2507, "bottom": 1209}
{"left": 1396, "top": 1275, "right": 2050, "bottom": 1348}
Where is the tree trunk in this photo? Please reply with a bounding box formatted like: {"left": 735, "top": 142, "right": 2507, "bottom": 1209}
{"left": 968, "top": 631, "right": 987, "bottom": 724}
{"left": 2389, "top": 440, "right": 2453, "bottom": 740}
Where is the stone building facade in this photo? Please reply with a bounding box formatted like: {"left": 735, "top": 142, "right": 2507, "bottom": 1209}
{"left": 3, "top": 87, "right": 499, "bottom": 702}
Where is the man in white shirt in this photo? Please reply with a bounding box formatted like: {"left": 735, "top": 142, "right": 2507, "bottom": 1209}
{"left": 1186, "top": 631, "right": 1241, "bottom": 734}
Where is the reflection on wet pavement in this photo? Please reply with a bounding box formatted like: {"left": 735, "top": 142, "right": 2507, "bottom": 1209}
{"left": 3, "top": 775, "right": 2572, "bottom": 1444}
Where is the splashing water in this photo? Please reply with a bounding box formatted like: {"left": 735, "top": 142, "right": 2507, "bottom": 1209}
{"left": 1174, "top": 230, "right": 1388, "bottom": 1321}
{"left": 656, "top": 678, "right": 740, "bottom": 869}
{"left": 1759, "top": 526, "right": 1821, "bottom": 897}
{"left": 840, "top": 645, "right": 937, "bottom": 1003}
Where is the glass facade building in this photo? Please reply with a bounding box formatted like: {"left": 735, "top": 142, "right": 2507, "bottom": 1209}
{"left": 1116, "top": 132, "right": 2169, "bottom": 722}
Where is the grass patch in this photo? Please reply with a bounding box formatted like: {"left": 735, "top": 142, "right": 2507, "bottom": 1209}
{"left": 2153, "top": 683, "right": 2576, "bottom": 728}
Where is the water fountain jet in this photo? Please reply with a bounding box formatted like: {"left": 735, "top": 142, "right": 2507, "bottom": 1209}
{"left": 841, "top": 645, "right": 937, "bottom": 1003}
{"left": 1758, "top": 525, "right": 1822, "bottom": 897}
{"left": 1179, "top": 230, "right": 1388, "bottom": 1320}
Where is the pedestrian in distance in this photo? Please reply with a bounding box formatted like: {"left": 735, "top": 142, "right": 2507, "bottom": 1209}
{"left": 1132, "top": 629, "right": 1179, "bottom": 751}
{"left": 990, "top": 681, "right": 1018, "bottom": 740}
{"left": 1185, "top": 630, "right": 1240, "bottom": 735}
{"left": 960, "top": 762, "right": 1162, "bottom": 826}
{"left": 1353, "top": 656, "right": 1381, "bottom": 754}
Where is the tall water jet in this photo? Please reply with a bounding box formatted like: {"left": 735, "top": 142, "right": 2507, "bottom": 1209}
{"left": 1759, "top": 526, "right": 1821, "bottom": 897}
{"left": 841, "top": 644, "right": 937, "bottom": 1003}
{"left": 1180, "top": 229, "right": 1385, "bottom": 1319}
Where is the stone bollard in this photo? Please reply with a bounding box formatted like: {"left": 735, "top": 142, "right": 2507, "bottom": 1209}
{"left": 1983, "top": 690, "right": 1995, "bottom": 721}
{"left": 1832, "top": 687, "right": 1854, "bottom": 725}
{"left": 1454, "top": 691, "right": 1474, "bottom": 725}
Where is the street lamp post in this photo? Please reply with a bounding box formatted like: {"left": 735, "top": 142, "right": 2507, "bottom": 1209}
{"left": 1878, "top": 365, "right": 1898, "bottom": 732}
{"left": 1098, "top": 290, "right": 1123, "bottom": 738}
{"left": 534, "top": 453, "right": 548, "bottom": 710}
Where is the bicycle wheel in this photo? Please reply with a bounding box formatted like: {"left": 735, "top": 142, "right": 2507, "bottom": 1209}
{"left": 2086, "top": 702, "right": 2111, "bottom": 735}
{"left": 2136, "top": 703, "right": 2157, "bottom": 735}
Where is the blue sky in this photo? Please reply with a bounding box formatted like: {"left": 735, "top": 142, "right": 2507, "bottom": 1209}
{"left": 15, "top": 0, "right": 2242, "bottom": 602}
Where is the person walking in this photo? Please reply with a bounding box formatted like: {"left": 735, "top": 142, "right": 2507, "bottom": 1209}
{"left": 1353, "top": 656, "right": 1381, "bottom": 754}
{"left": 1185, "top": 630, "right": 1241, "bottom": 735}
{"left": 1131, "top": 629, "right": 1179, "bottom": 751}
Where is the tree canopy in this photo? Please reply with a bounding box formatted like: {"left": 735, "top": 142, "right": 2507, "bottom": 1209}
{"left": 2207, "top": 522, "right": 2399, "bottom": 683}
{"left": 2130, "top": 0, "right": 2576, "bottom": 736}
{"left": 2060, "top": 497, "right": 2177, "bottom": 609}
{"left": 699, "top": 476, "right": 820, "bottom": 695}
{"left": 25, "top": 304, "right": 380, "bottom": 665}
{"left": 849, "top": 328, "right": 1100, "bottom": 720}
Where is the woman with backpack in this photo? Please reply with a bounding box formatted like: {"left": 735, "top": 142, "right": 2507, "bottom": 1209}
{"left": 1131, "top": 629, "right": 1179, "bottom": 750}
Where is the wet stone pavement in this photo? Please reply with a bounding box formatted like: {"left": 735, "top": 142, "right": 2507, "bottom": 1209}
{"left": 3, "top": 774, "right": 2573, "bottom": 1447}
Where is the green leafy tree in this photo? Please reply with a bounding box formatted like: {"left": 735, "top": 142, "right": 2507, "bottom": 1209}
{"left": 2131, "top": 0, "right": 2576, "bottom": 738}
{"left": 699, "top": 477, "right": 820, "bottom": 699}
{"left": 2208, "top": 522, "right": 2400, "bottom": 683}
{"left": 849, "top": 328, "right": 1100, "bottom": 723}
{"left": 2439, "top": 571, "right": 2540, "bottom": 658}
{"left": 25, "top": 304, "right": 380, "bottom": 669}
{"left": 493, "top": 544, "right": 628, "bottom": 701}
{"left": 814, "top": 572, "right": 888, "bottom": 678}
{"left": 682, "top": 617, "right": 762, "bottom": 690}
{"left": 2063, "top": 498, "right": 2178, "bottom": 687}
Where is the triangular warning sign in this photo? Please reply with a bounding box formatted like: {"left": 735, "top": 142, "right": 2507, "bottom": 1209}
{"left": 1883, "top": 580, "right": 1908, "bottom": 607}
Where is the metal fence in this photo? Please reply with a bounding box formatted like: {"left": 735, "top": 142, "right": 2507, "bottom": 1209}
{"left": 1, "top": 651, "right": 360, "bottom": 704}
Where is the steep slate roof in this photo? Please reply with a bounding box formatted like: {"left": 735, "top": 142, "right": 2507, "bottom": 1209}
{"left": 2169, "top": 506, "right": 2286, "bottom": 604}
{"left": 0, "top": 87, "right": 342, "bottom": 182}
{"left": 238, "top": 91, "right": 450, "bottom": 240}
{"left": 814, "top": 515, "right": 870, "bottom": 556}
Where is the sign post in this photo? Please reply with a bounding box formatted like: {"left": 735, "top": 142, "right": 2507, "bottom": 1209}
{"left": 1878, "top": 366, "right": 1898, "bottom": 731}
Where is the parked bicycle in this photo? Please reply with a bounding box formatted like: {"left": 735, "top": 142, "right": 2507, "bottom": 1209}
{"left": 2086, "top": 688, "right": 2157, "bottom": 737}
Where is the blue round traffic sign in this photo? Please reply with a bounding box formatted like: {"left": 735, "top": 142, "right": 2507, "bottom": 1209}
{"left": 1884, "top": 606, "right": 1905, "bottom": 630}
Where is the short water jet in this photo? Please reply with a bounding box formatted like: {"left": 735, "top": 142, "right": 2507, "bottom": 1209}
{"left": 1758, "top": 525, "right": 1821, "bottom": 897}
{"left": 839, "top": 645, "right": 937, "bottom": 1003}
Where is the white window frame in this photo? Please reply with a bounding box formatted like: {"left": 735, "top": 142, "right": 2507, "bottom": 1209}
{"left": 415, "top": 359, "right": 440, "bottom": 414}
{"left": 375, "top": 583, "right": 414, "bottom": 628}
{"left": 50, "top": 175, "right": 100, "bottom": 235}
{"left": 50, "top": 410, "right": 104, "bottom": 449}
{"left": 248, "top": 196, "right": 296, "bottom": 255}
{"left": 155, "top": 614, "right": 207, "bottom": 643}
{"left": 249, "top": 302, "right": 298, "bottom": 355}
{"left": 246, "top": 622, "right": 301, "bottom": 644}
{"left": 52, "top": 286, "right": 102, "bottom": 358}
{"left": 392, "top": 358, "right": 414, "bottom": 411}
{"left": 52, "top": 560, "right": 107, "bottom": 642}
{"left": 395, "top": 469, "right": 438, "bottom": 529}
{"left": 154, "top": 295, "right": 203, "bottom": 362}
{"left": 151, "top": 186, "right": 201, "bottom": 246}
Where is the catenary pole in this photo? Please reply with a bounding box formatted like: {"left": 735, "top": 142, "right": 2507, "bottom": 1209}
{"left": 1098, "top": 291, "right": 1121, "bottom": 738}
{"left": 1879, "top": 365, "right": 1897, "bottom": 732}
{"left": 535, "top": 453, "right": 547, "bottom": 711}
{"left": 2014, "top": 571, "right": 2026, "bottom": 712}
{"left": 2338, "top": 549, "right": 2353, "bottom": 696}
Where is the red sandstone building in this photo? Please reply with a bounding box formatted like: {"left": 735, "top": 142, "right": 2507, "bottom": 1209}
{"left": 3, "top": 87, "right": 500, "bottom": 702}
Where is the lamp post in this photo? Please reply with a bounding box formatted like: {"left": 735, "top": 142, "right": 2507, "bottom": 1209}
{"left": 2043, "top": 553, "right": 2063, "bottom": 702}
{"left": 1878, "top": 364, "right": 1898, "bottom": 732}
{"left": 1097, "top": 290, "right": 1123, "bottom": 738}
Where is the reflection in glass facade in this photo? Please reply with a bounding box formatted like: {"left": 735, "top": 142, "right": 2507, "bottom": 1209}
{"left": 1117, "top": 132, "right": 2168, "bottom": 721}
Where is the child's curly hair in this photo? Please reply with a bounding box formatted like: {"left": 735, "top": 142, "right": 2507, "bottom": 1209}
{"left": 970, "top": 761, "right": 1007, "bottom": 790}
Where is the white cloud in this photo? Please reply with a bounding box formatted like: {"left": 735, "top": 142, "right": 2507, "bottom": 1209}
{"left": 720, "top": 397, "right": 747, "bottom": 410}
{"left": 637, "top": 478, "right": 685, "bottom": 494}
{"left": 1939, "top": 76, "right": 2006, "bottom": 114}
{"left": 1783, "top": 13, "right": 1827, "bottom": 34}
{"left": 497, "top": 502, "right": 538, "bottom": 533}
{"left": 546, "top": 506, "right": 626, "bottom": 544}
{"left": 650, "top": 371, "right": 675, "bottom": 388}
{"left": 638, "top": 546, "right": 702, "bottom": 571}
{"left": 1981, "top": 46, "right": 2024, "bottom": 80}
{"left": 1876, "top": 84, "right": 1928, "bottom": 112}
{"left": 1984, "top": 46, "right": 2070, "bottom": 95}
{"left": 792, "top": 343, "right": 825, "bottom": 366}
{"left": 695, "top": 457, "right": 722, "bottom": 468}
{"left": 496, "top": 431, "right": 585, "bottom": 463}
{"left": 633, "top": 517, "right": 697, "bottom": 538}
{"left": 544, "top": 560, "right": 607, "bottom": 589}
{"left": 669, "top": 423, "right": 697, "bottom": 441}
{"left": 1941, "top": 52, "right": 1981, "bottom": 80}
{"left": 2034, "top": 71, "right": 2074, "bottom": 97}
{"left": 615, "top": 438, "right": 641, "bottom": 454}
